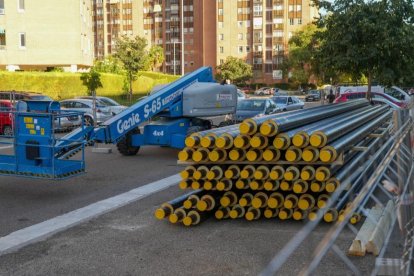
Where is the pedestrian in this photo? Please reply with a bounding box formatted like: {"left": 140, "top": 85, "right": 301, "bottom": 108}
{"left": 327, "top": 89, "right": 335, "bottom": 103}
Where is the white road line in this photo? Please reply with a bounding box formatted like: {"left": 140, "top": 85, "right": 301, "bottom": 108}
{"left": 0, "top": 173, "right": 181, "bottom": 256}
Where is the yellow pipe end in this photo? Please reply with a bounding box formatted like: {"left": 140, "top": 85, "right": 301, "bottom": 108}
{"left": 192, "top": 151, "right": 204, "bottom": 162}
{"left": 193, "top": 171, "right": 202, "bottom": 180}
{"left": 191, "top": 181, "right": 201, "bottom": 190}
{"left": 260, "top": 122, "right": 273, "bottom": 136}
{"left": 183, "top": 216, "right": 193, "bottom": 226}
{"left": 320, "top": 147, "right": 337, "bottom": 163}
{"left": 292, "top": 134, "right": 305, "bottom": 148}
{"left": 293, "top": 183, "right": 304, "bottom": 194}
{"left": 183, "top": 200, "right": 193, "bottom": 209}
{"left": 179, "top": 181, "right": 189, "bottom": 190}
{"left": 324, "top": 212, "right": 333, "bottom": 223}
{"left": 264, "top": 209, "right": 274, "bottom": 219}
{"left": 264, "top": 181, "right": 274, "bottom": 191}
{"left": 251, "top": 198, "right": 263, "bottom": 209}
{"left": 239, "top": 198, "right": 248, "bottom": 207}
{"left": 240, "top": 170, "right": 249, "bottom": 179}
{"left": 263, "top": 150, "right": 274, "bottom": 161}
{"left": 215, "top": 210, "right": 224, "bottom": 219}
{"left": 225, "top": 170, "right": 234, "bottom": 179}
{"left": 273, "top": 137, "right": 286, "bottom": 149}
{"left": 197, "top": 201, "right": 208, "bottom": 211}
{"left": 206, "top": 171, "right": 215, "bottom": 180}
{"left": 240, "top": 122, "right": 252, "bottom": 135}
{"left": 310, "top": 133, "right": 324, "bottom": 148}
{"left": 154, "top": 208, "right": 166, "bottom": 220}
{"left": 185, "top": 136, "right": 197, "bottom": 148}
{"left": 203, "top": 181, "right": 213, "bottom": 190}
{"left": 325, "top": 182, "right": 337, "bottom": 193}
{"left": 284, "top": 171, "right": 294, "bottom": 181}
{"left": 298, "top": 199, "right": 310, "bottom": 210}
{"left": 233, "top": 136, "right": 246, "bottom": 149}
{"left": 267, "top": 198, "right": 278, "bottom": 209}
{"left": 308, "top": 212, "right": 317, "bottom": 221}
{"left": 250, "top": 181, "right": 260, "bottom": 190}
{"left": 315, "top": 171, "right": 327, "bottom": 182}
{"left": 208, "top": 151, "right": 219, "bottom": 162}
{"left": 301, "top": 171, "right": 311, "bottom": 181}
{"left": 269, "top": 171, "right": 280, "bottom": 180}
{"left": 220, "top": 197, "right": 231, "bottom": 207}
{"left": 229, "top": 150, "right": 240, "bottom": 161}
{"left": 246, "top": 150, "right": 258, "bottom": 161}
{"left": 280, "top": 181, "right": 290, "bottom": 191}
{"left": 317, "top": 200, "right": 327, "bottom": 209}
{"left": 180, "top": 170, "right": 190, "bottom": 179}
{"left": 302, "top": 149, "right": 315, "bottom": 162}
{"left": 236, "top": 180, "right": 247, "bottom": 189}
{"left": 215, "top": 137, "right": 227, "bottom": 149}
{"left": 245, "top": 211, "right": 255, "bottom": 221}
{"left": 254, "top": 171, "right": 264, "bottom": 180}
{"left": 216, "top": 181, "right": 225, "bottom": 191}
{"left": 178, "top": 150, "right": 190, "bottom": 161}
{"left": 230, "top": 210, "right": 239, "bottom": 219}
{"left": 285, "top": 149, "right": 298, "bottom": 162}
{"left": 200, "top": 136, "right": 213, "bottom": 148}
{"left": 284, "top": 200, "right": 294, "bottom": 209}
{"left": 350, "top": 217, "right": 358, "bottom": 224}
{"left": 293, "top": 211, "right": 303, "bottom": 220}
{"left": 169, "top": 214, "right": 179, "bottom": 224}
{"left": 250, "top": 136, "right": 262, "bottom": 148}
{"left": 279, "top": 210, "right": 288, "bottom": 220}
{"left": 310, "top": 182, "right": 321, "bottom": 192}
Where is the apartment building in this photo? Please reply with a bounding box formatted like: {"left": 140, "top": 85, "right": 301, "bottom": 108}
{"left": 0, "top": 0, "right": 94, "bottom": 72}
{"left": 133, "top": 0, "right": 317, "bottom": 83}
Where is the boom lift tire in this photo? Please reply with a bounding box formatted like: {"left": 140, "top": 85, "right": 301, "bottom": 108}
{"left": 117, "top": 128, "right": 141, "bottom": 156}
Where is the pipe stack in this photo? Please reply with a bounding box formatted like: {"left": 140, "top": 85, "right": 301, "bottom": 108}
{"left": 156, "top": 99, "right": 392, "bottom": 226}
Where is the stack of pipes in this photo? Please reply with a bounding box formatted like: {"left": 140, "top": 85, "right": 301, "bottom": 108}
{"left": 155, "top": 99, "right": 392, "bottom": 226}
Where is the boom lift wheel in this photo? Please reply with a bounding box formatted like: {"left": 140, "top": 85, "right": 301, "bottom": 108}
{"left": 117, "top": 128, "right": 141, "bottom": 156}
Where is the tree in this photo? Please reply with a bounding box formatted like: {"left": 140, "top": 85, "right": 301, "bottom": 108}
{"left": 316, "top": 0, "right": 414, "bottom": 99}
{"left": 144, "top": 46, "right": 165, "bottom": 71}
{"left": 215, "top": 57, "right": 253, "bottom": 86}
{"left": 80, "top": 67, "right": 103, "bottom": 126}
{"left": 114, "top": 35, "right": 148, "bottom": 101}
{"left": 94, "top": 55, "right": 124, "bottom": 74}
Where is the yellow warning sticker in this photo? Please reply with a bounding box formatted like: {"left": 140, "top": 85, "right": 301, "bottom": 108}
{"left": 41, "top": 128, "right": 45, "bottom": 135}
{"left": 30, "top": 130, "right": 36, "bottom": 135}
{"left": 26, "top": 124, "right": 35, "bottom": 129}
{"left": 24, "top": 117, "right": 33, "bottom": 123}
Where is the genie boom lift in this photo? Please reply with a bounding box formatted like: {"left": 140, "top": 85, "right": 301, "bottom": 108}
{"left": 0, "top": 67, "right": 237, "bottom": 179}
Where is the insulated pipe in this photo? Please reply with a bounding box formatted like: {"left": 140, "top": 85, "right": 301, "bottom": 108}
{"left": 290, "top": 105, "right": 376, "bottom": 148}
{"left": 215, "top": 207, "right": 231, "bottom": 220}
{"left": 264, "top": 208, "right": 279, "bottom": 219}
{"left": 298, "top": 194, "right": 315, "bottom": 210}
{"left": 191, "top": 180, "right": 202, "bottom": 190}
{"left": 254, "top": 165, "right": 270, "bottom": 180}
{"left": 293, "top": 208, "right": 308, "bottom": 221}
{"left": 284, "top": 194, "right": 299, "bottom": 209}
{"left": 308, "top": 207, "right": 319, "bottom": 221}
{"left": 278, "top": 208, "right": 293, "bottom": 220}
{"left": 196, "top": 194, "right": 217, "bottom": 211}
{"left": 180, "top": 165, "right": 197, "bottom": 179}
{"left": 229, "top": 148, "right": 247, "bottom": 161}
{"left": 154, "top": 189, "right": 203, "bottom": 220}
{"left": 252, "top": 192, "right": 269, "bottom": 208}
{"left": 208, "top": 148, "right": 227, "bottom": 162}
{"left": 250, "top": 133, "right": 269, "bottom": 149}
{"left": 310, "top": 105, "right": 389, "bottom": 148}
{"left": 301, "top": 166, "right": 316, "bottom": 181}
{"left": 249, "top": 180, "right": 264, "bottom": 190}
{"left": 263, "top": 147, "right": 281, "bottom": 161}
{"left": 246, "top": 148, "right": 263, "bottom": 162}
{"left": 317, "top": 194, "right": 330, "bottom": 209}
{"left": 240, "top": 165, "right": 256, "bottom": 179}
{"left": 235, "top": 179, "right": 250, "bottom": 189}
{"left": 264, "top": 180, "right": 280, "bottom": 191}
{"left": 179, "top": 179, "right": 192, "bottom": 190}
{"left": 169, "top": 208, "right": 187, "bottom": 224}
{"left": 269, "top": 165, "right": 285, "bottom": 180}
{"left": 239, "top": 193, "right": 254, "bottom": 207}
{"left": 216, "top": 178, "right": 233, "bottom": 191}
{"left": 302, "top": 146, "right": 319, "bottom": 162}
{"left": 178, "top": 147, "right": 195, "bottom": 162}
{"left": 245, "top": 207, "right": 261, "bottom": 221}
{"left": 280, "top": 180, "right": 292, "bottom": 191}
{"left": 310, "top": 181, "right": 326, "bottom": 193}
{"left": 193, "top": 165, "right": 209, "bottom": 180}
{"left": 207, "top": 165, "right": 224, "bottom": 180}
{"left": 225, "top": 165, "right": 241, "bottom": 179}
{"left": 230, "top": 205, "right": 246, "bottom": 219}
{"left": 241, "top": 100, "right": 367, "bottom": 136}
{"left": 319, "top": 111, "right": 392, "bottom": 162}
{"left": 285, "top": 146, "right": 302, "bottom": 162}
{"left": 267, "top": 192, "right": 284, "bottom": 209}
{"left": 220, "top": 191, "right": 238, "bottom": 207}
{"left": 292, "top": 179, "right": 309, "bottom": 194}
{"left": 284, "top": 166, "right": 300, "bottom": 181}
{"left": 183, "top": 210, "right": 207, "bottom": 226}
{"left": 203, "top": 180, "right": 218, "bottom": 190}
{"left": 315, "top": 166, "right": 331, "bottom": 182}
{"left": 234, "top": 134, "right": 251, "bottom": 149}
{"left": 185, "top": 124, "right": 239, "bottom": 148}
{"left": 256, "top": 99, "right": 370, "bottom": 137}
{"left": 183, "top": 194, "right": 201, "bottom": 209}
{"left": 197, "top": 126, "right": 240, "bottom": 148}
{"left": 192, "top": 148, "right": 210, "bottom": 162}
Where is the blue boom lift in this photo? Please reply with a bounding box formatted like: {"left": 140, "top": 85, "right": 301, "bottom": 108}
{"left": 0, "top": 67, "right": 237, "bottom": 179}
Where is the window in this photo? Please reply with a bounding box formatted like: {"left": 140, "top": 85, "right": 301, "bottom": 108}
{"left": 220, "top": 46, "right": 224, "bottom": 53}
{"left": 19, "top": 32, "right": 25, "bottom": 48}
{"left": 246, "top": 46, "right": 250, "bottom": 52}
{"left": 218, "top": 8, "right": 223, "bottom": 15}
{"left": 220, "top": 59, "right": 224, "bottom": 65}
{"left": 297, "top": 18, "right": 302, "bottom": 25}
{"left": 238, "top": 33, "right": 243, "bottom": 40}
{"left": 289, "top": 5, "right": 294, "bottom": 12}
{"left": 238, "top": 21, "right": 243, "bottom": 28}
{"left": 0, "top": 0, "right": 4, "bottom": 14}
{"left": 0, "top": 29, "right": 5, "bottom": 48}
{"left": 18, "top": 0, "right": 24, "bottom": 10}
{"left": 219, "top": 33, "right": 224, "bottom": 40}
{"left": 289, "top": 18, "right": 294, "bottom": 25}
{"left": 218, "top": 22, "right": 224, "bottom": 28}
{"left": 238, "top": 46, "right": 243, "bottom": 53}
{"left": 297, "top": 5, "right": 302, "bottom": 11}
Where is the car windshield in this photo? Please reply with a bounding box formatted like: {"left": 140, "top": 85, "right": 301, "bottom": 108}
{"left": 273, "top": 97, "right": 287, "bottom": 104}
{"left": 237, "top": 100, "right": 265, "bottom": 111}
{"left": 30, "top": 95, "right": 53, "bottom": 101}
{"left": 309, "top": 90, "right": 319, "bottom": 94}
{"left": 99, "top": 97, "right": 120, "bottom": 106}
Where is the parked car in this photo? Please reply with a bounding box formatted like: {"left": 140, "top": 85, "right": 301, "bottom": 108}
{"left": 77, "top": 96, "right": 128, "bottom": 115}
{"left": 305, "top": 90, "right": 321, "bottom": 102}
{"left": 0, "top": 100, "right": 14, "bottom": 136}
{"left": 237, "top": 89, "right": 247, "bottom": 101}
{"left": 272, "top": 96, "right": 304, "bottom": 111}
{"left": 254, "top": 87, "right": 274, "bottom": 96}
{"left": 60, "top": 99, "right": 113, "bottom": 126}
{"left": 235, "top": 98, "right": 280, "bottom": 122}
{"left": 0, "top": 91, "right": 52, "bottom": 101}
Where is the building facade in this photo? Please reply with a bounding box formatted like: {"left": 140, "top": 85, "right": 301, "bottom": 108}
{"left": 0, "top": 0, "right": 94, "bottom": 72}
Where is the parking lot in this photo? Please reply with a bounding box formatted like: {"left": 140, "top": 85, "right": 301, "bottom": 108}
{"left": 0, "top": 100, "right": 373, "bottom": 275}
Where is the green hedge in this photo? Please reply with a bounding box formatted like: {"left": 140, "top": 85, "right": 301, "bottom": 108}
{"left": 0, "top": 71, "right": 179, "bottom": 102}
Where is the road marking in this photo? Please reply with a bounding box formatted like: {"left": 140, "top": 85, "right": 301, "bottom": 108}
{"left": 0, "top": 173, "right": 181, "bottom": 256}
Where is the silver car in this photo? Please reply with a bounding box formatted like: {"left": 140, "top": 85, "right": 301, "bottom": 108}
{"left": 271, "top": 96, "right": 304, "bottom": 111}
{"left": 60, "top": 99, "right": 113, "bottom": 126}
{"left": 77, "top": 96, "right": 128, "bottom": 115}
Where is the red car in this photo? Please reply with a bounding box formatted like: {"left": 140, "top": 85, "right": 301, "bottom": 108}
{"left": 333, "top": 91, "right": 408, "bottom": 108}
{"left": 0, "top": 100, "right": 14, "bottom": 136}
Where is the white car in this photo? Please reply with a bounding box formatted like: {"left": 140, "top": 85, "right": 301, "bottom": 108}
{"left": 60, "top": 99, "right": 113, "bottom": 126}
{"left": 77, "top": 96, "right": 128, "bottom": 115}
